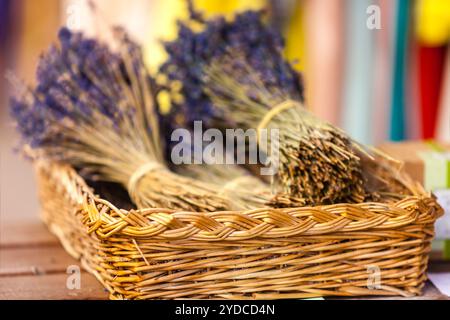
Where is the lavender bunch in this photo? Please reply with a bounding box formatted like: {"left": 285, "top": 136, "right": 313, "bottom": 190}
{"left": 203, "top": 53, "right": 368, "bottom": 205}
{"left": 10, "top": 27, "right": 234, "bottom": 212}
{"left": 158, "top": 8, "right": 368, "bottom": 205}
{"left": 158, "top": 9, "right": 303, "bottom": 134}
{"left": 157, "top": 8, "right": 307, "bottom": 207}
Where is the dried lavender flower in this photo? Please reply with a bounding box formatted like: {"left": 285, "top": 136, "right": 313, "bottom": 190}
{"left": 158, "top": 9, "right": 303, "bottom": 134}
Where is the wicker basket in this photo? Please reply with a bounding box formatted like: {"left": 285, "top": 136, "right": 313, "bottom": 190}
{"left": 35, "top": 160, "right": 443, "bottom": 299}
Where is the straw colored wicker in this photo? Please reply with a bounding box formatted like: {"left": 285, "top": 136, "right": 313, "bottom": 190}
{"left": 36, "top": 161, "right": 443, "bottom": 300}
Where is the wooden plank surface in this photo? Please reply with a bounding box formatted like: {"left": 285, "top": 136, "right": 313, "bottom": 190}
{"left": 0, "top": 273, "right": 107, "bottom": 300}
{"left": 329, "top": 281, "right": 449, "bottom": 300}
{"left": 0, "top": 220, "right": 59, "bottom": 248}
{"left": 0, "top": 246, "right": 80, "bottom": 276}
{"left": 0, "top": 221, "right": 449, "bottom": 300}
{"left": 0, "top": 219, "right": 109, "bottom": 299}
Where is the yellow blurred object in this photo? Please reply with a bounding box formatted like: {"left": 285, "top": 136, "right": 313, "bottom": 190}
{"left": 144, "top": 0, "right": 189, "bottom": 73}
{"left": 285, "top": 1, "right": 306, "bottom": 72}
{"left": 157, "top": 91, "right": 172, "bottom": 115}
{"left": 170, "top": 80, "right": 183, "bottom": 92}
{"left": 194, "top": 0, "right": 266, "bottom": 18}
{"left": 416, "top": 0, "right": 450, "bottom": 46}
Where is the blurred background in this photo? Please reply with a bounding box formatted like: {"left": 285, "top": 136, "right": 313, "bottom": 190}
{"left": 0, "top": 0, "right": 449, "bottom": 223}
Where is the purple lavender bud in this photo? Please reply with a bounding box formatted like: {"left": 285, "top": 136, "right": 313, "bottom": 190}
{"left": 58, "top": 27, "right": 72, "bottom": 48}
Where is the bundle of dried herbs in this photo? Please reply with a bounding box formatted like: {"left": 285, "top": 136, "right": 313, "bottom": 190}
{"left": 202, "top": 53, "right": 368, "bottom": 205}
{"left": 9, "top": 27, "right": 236, "bottom": 212}
{"left": 158, "top": 8, "right": 369, "bottom": 205}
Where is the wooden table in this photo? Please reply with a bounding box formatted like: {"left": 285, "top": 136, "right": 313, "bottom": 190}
{"left": 1, "top": 219, "right": 449, "bottom": 300}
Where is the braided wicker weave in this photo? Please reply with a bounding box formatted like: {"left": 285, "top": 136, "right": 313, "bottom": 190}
{"left": 36, "top": 161, "right": 443, "bottom": 299}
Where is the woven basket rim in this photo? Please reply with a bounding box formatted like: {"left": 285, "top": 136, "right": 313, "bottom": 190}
{"left": 36, "top": 161, "right": 444, "bottom": 241}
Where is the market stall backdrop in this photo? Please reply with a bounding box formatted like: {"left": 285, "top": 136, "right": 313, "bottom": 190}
{"left": 0, "top": 0, "right": 449, "bottom": 226}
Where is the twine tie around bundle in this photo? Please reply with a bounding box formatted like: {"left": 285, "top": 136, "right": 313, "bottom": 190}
{"left": 256, "top": 99, "right": 303, "bottom": 143}
{"left": 128, "top": 162, "right": 165, "bottom": 200}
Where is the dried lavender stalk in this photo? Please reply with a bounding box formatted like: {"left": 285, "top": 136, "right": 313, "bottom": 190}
{"left": 176, "top": 162, "right": 272, "bottom": 210}
{"left": 202, "top": 54, "right": 368, "bottom": 205}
